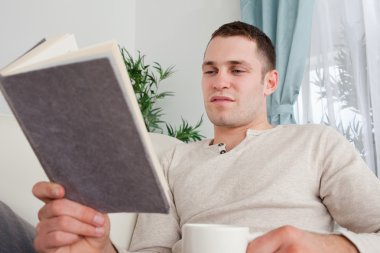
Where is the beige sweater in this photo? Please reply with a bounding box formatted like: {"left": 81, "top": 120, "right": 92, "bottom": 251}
{"left": 121, "top": 124, "right": 380, "bottom": 253}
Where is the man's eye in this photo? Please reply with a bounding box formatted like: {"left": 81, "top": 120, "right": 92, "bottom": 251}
{"left": 204, "top": 70, "right": 216, "bottom": 74}
{"left": 232, "top": 69, "right": 244, "bottom": 73}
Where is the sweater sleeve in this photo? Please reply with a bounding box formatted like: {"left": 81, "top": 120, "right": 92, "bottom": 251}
{"left": 116, "top": 148, "right": 181, "bottom": 253}
{"left": 319, "top": 127, "right": 380, "bottom": 253}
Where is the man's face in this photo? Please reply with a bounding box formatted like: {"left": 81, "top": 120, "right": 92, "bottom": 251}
{"left": 202, "top": 36, "right": 276, "bottom": 129}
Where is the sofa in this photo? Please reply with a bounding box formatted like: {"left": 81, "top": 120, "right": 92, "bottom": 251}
{"left": 0, "top": 114, "right": 181, "bottom": 249}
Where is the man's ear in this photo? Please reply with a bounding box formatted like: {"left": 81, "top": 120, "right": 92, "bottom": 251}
{"left": 263, "top": 70, "right": 279, "bottom": 96}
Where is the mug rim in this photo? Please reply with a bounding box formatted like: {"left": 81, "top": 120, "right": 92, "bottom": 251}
{"left": 183, "top": 223, "right": 249, "bottom": 230}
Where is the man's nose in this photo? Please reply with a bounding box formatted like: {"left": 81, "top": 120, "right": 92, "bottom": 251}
{"left": 212, "top": 71, "right": 231, "bottom": 90}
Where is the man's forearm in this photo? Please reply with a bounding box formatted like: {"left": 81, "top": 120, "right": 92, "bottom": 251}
{"left": 247, "top": 226, "right": 359, "bottom": 253}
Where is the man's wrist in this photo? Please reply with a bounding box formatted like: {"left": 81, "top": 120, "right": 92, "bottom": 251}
{"left": 103, "top": 241, "right": 118, "bottom": 253}
{"left": 325, "top": 234, "right": 359, "bottom": 253}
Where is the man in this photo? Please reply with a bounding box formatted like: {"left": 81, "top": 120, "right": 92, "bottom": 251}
{"left": 33, "top": 21, "right": 380, "bottom": 253}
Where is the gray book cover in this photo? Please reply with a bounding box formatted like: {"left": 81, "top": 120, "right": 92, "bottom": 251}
{"left": 0, "top": 58, "right": 170, "bottom": 213}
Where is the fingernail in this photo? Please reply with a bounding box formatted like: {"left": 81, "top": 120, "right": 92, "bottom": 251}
{"left": 51, "top": 187, "right": 61, "bottom": 197}
{"left": 93, "top": 214, "right": 105, "bottom": 225}
{"left": 96, "top": 227, "right": 105, "bottom": 236}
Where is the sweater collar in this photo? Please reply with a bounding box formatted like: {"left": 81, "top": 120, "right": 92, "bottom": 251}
{"left": 205, "top": 125, "right": 283, "bottom": 152}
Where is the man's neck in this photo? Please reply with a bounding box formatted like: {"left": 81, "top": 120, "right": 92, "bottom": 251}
{"left": 213, "top": 121, "right": 273, "bottom": 151}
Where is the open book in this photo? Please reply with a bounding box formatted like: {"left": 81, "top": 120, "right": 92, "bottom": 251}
{"left": 0, "top": 34, "right": 170, "bottom": 213}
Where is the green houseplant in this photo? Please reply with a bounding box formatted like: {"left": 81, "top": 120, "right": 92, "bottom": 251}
{"left": 120, "top": 47, "right": 204, "bottom": 143}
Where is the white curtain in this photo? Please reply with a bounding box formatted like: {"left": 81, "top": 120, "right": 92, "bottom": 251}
{"left": 295, "top": 0, "right": 380, "bottom": 176}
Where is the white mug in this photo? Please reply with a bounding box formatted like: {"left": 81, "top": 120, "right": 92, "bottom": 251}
{"left": 182, "top": 223, "right": 262, "bottom": 253}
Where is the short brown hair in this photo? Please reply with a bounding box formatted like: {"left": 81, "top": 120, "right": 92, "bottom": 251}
{"left": 210, "top": 21, "right": 276, "bottom": 74}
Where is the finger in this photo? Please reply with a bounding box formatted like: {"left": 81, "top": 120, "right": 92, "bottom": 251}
{"left": 247, "top": 233, "right": 281, "bottom": 253}
{"left": 34, "top": 229, "right": 81, "bottom": 250}
{"left": 32, "top": 181, "right": 65, "bottom": 203}
{"left": 38, "top": 198, "right": 105, "bottom": 227}
{"left": 38, "top": 216, "right": 105, "bottom": 238}
{"left": 246, "top": 226, "right": 300, "bottom": 253}
{"left": 34, "top": 215, "right": 111, "bottom": 252}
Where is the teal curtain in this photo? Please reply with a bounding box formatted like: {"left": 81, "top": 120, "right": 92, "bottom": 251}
{"left": 240, "top": 0, "right": 315, "bottom": 124}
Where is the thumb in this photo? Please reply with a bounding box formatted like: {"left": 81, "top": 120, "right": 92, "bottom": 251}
{"left": 32, "top": 181, "right": 65, "bottom": 203}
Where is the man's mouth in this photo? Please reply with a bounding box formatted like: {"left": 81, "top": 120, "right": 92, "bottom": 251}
{"left": 210, "top": 95, "right": 235, "bottom": 102}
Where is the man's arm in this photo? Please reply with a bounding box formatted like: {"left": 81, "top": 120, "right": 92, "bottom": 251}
{"left": 247, "top": 225, "right": 358, "bottom": 253}
{"left": 247, "top": 126, "right": 379, "bottom": 253}
{"left": 319, "top": 127, "right": 380, "bottom": 252}
{"left": 127, "top": 148, "right": 182, "bottom": 253}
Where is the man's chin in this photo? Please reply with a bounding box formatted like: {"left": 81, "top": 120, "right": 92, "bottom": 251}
{"left": 206, "top": 110, "right": 245, "bottom": 128}
{"left": 210, "top": 118, "right": 239, "bottom": 128}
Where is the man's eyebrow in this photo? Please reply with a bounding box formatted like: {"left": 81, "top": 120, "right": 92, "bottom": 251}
{"left": 202, "top": 61, "right": 215, "bottom": 67}
{"left": 228, "top": 60, "right": 249, "bottom": 66}
{"left": 202, "top": 60, "right": 251, "bottom": 67}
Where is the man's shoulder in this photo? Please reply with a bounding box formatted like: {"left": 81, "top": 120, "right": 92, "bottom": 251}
{"left": 172, "top": 139, "right": 211, "bottom": 152}
{"left": 159, "top": 139, "right": 211, "bottom": 171}
{"left": 160, "top": 139, "right": 210, "bottom": 160}
{"left": 280, "top": 123, "right": 329, "bottom": 129}
{"left": 279, "top": 123, "right": 337, "bottom": 134}
{"left": 274, "top": 124, "right": 343, "bottom": 142}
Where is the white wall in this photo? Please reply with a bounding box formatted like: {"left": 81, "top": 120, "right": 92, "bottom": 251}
{"left": 0, "top": 0, "right": 136, "bottom": 114}
{"left": 136, "top": 0, "right": 241, "bottom": 138}
{"left": 0, "top": 0, "right": 241, "bottom": 138}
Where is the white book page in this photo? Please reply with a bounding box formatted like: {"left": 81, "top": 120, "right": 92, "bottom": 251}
{"left": 1, "top": 34, "right": 78, "bottom": 76}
